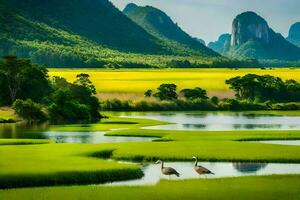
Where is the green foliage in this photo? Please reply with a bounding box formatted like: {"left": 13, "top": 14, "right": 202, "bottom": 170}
{"left": 180, "top": 87, "right": 208, "bottom": 100}
{"left": 211, "top": 96, "right": 219, "bottom": 105}
{"left": 101, "top": 99, "right": 217, "bottom": 112}
{"left": 144, "top": 90, "right": 153, "bottom": 98}
{"left": 0, "top": 56, "right": 50, "bottom": 105}
{"left": 218, "top": 99, "right": 268, "bottom": 111}
{"left": 0, "top": 0, "right": 228, "bottom": 68}
{"left": 47, "top": 76, "right": 101, "bottom": 122}
{"left": 168, "top": 59, "right": 192, "bottom": 68}
{"left": 13, "top": 99, "right": 47, "bottom": 122}
{"left": 0, "top": 56, "right": 101, "bottom": 122}
{"left": 226, "top": 74, "right": 300, "bottom": 102}
{"left": 101, "top": 99, "right": 132, "bottom": 111}
{"left": 74, "top": 73, "right": 96, "bottom": 95}
{"left": 124, "top": 4, "right": 218, "bottom": 57}
{"left": 154, "top": 84, "right": 178, "bottom": 101}
{"left": 1, "top": 176, "right": 300, "bottom": 200}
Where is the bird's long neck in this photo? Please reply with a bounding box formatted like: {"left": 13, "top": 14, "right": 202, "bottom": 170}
{"left": 161, "top": 161, "right": 164, "bottom": 169}
{"left": 194, "top": 158, "right": 198, "bottom": 167}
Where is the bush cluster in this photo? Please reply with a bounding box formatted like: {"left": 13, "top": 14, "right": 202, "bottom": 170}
{"left": 0, "top": 56, "right": 101, "bottom": 123}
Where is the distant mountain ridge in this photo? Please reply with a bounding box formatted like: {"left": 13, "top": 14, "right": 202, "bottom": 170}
{"left": 208, "top": 12, "right": 300, "bottom": 61}
{"left": 123, "top": 3, "right": 217, "bottom": 56}
{"left": 0, "top": 0, "right": 219, "bottom": 67}
{"left": 208, "top": 34, "right": 231, "bottom": 55}
{"left": 287, "top": 22, "right": 300, "bottom": 47}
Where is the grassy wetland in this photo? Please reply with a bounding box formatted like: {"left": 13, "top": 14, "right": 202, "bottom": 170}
{"left": 1, "top": 0, "right": 300, "bottom": 198}
{"left": 1, "top": 113, "right": 300, "bottom": 190}
{"left": 1, "top": 63, "right": 300, "bottom": 198}
{"left": 1, "top": 175, "right": 300, "bottom": 200}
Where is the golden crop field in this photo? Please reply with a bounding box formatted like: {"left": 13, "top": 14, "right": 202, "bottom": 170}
{"left": 48, "top": 68, "right": 300, "bottom": 99}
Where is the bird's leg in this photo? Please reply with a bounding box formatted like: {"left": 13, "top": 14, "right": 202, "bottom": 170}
{"left": 169, "top": 175, "right": 171, "bottom": 180}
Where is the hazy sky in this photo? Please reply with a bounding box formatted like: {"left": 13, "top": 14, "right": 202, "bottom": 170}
{"left": 111, "top": 0, "right": 300, "bottom": 43}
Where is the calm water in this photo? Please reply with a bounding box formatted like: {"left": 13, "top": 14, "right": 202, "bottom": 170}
{"left": 1, "top": 111, "right": 300, "bottom": 142}
{"left": 105, "top": 161, "right": 300, "bottom": 186}
{"left": 0, "top": 123, "right": 156, "bottom": 143}
{"left": 257, "top": 140, "right": 300, "bottom": 146}
{"left": 119, "top": 112, "right": 300, "bottom": 131}
{"left": 43, "top": 131, "right": 156, "bottom": 143}
{"left": 1, "top": 112, "right": 300, "bottom": 184}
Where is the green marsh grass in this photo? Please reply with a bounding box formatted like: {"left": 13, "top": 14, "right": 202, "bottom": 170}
{"left": 1, "top": 117, "right": 300, "bottom": 188}
{"left": 1, "top": 129, "right": 300, "bottom": 188}
{"left": 1, "top": 175, "right": 300, "bottom": 200}
{"left": 0, "top": 144, "right": 143, "bottom": 189}
{"left": 0, "top": 139, "right": 53, "bottom": 145}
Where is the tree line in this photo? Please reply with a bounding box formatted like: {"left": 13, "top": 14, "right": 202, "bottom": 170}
{"left": 102, "top": 74, "right": 300, "bottom": 111}
{"left": 0, "top": 56, "right": 101, "bottom": 123}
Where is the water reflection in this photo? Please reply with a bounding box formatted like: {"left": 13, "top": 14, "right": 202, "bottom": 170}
{"left": 42, "top": 131, "right": 156, "bottom": 144}
{"left": 257, "top": 140, "right": 300, "bottom": 146}
{"left": 120, "top": 112, "right": 300, "bottom": 131}
{"left": 0, "top": 122, "right": 50, "bottom": 139}
{"left": 183, "top": 124, "right": 206, "bottom": 129}
{"left": 0, "top": 123, "right": 157, "bottom": 144}
{"left": 106, "top": 162, "right": 300, "bottom": 186}
{"left": 233, "top": 163, "right": 267, "bottom": 173}
{"left": 232, "top": 124, "right": 282, "bottom": 130}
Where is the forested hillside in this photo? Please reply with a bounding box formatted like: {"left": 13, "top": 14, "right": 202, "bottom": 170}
{"left": 0, "top": 0, "right": 221, "bottom": 67}
{"left": 123, "top": 3, "right": 217, "bottom": 56}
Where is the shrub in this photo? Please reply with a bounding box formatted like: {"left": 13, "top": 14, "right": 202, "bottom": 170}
{"left": 144, "top": 90, "right": 153, "bottom": 98}
{"left": 211, "top": 96, "right": 219, "bottom": 105}
{"left": 101, "top": 99, "right": 133, "bottom": 111}
{"left": 272, "top": 103, "right": 300, "bottom": 110}
{"left": 180, "top": 87, "right": 208, "bottom": 100}
{"left": 13, "top": 99, "right": 47, "bottom": 122}
{"left": 46, "top": 75, "right": 101, "bottom": 122}
{"left": 218, "top": 99, "right": 268, "bottom": 111}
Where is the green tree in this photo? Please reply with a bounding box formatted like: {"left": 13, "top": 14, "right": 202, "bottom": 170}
{"left": 13, "top": 99, "right": 47, "bottom": 122}
{"left": 0, "top": 56, "right": 50, "bottom": 105}
{"left": 47, "top": 75, "right": 101, "bottom": 122}
{"left": 144, "top": 90, "right": 153, "bottom": 97}
{"left": 180, "top": 87, "right": 208, "bottom": 100}
{"left": 74, "top": 73, "right": 96, "bottom": 95}
{"left": 154, "top": 84, "right": 178, "bottom": 101}
{"left": 285, "top": 80, "right": 300, "bottom": 101}
{"left": 226, "top": 74, "right": 299, "bottom": 102}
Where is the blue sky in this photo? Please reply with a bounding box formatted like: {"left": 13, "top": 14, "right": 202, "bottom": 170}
{"left": 111, "top": 0, "right": 300, "bottom": 43}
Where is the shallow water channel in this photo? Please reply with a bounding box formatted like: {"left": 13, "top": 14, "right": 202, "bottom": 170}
{"left": 257, "top": 140, "right": 300, "bottom": 146}
{"left": 104, "top": 161, "right": 300, "bottom": 186}
{"left": 0, "top": 123, "right": 156, "bottom": 143}
{"left": 118, "top": 112, "right": 300, "bottom": 131}
{"left": 1, "top": 111, "right": 300, "bottom": 185}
